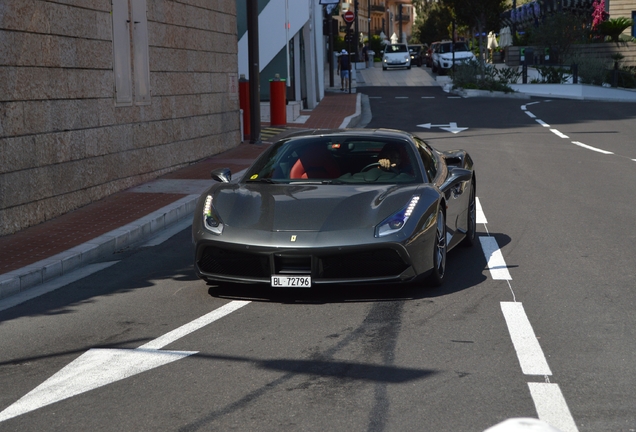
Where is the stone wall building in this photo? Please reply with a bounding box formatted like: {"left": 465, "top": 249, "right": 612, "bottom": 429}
{"left": 0, "top": 0, "right": 241, "bottom": 236}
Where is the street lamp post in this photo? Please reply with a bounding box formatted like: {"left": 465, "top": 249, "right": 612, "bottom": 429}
{"left": 354, "top": 0, "right": 359, "bottom": 62}
{"left": 511, "top": 0, "right": 516, "bottom": 41}
{"left": 246, "top": 0, "right": 260, "bottom": 144}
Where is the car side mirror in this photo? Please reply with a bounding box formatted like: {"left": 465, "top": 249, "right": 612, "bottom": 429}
{"left": 441, "top": 167, "right": 472, "bottom": 190}
{"left": 211, "top": 167, "right": 231, "bottom": 183}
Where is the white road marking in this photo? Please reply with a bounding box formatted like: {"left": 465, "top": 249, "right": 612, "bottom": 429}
{"left": 139, "top": 301, "right": 251, "bottom": 350}
{"left": 421, "top": 96, "right": 435, "bottom": 99}
{"left": 480, "top": 199, "right": 577, "bottom": 430}
{"left": 476, "top": 197, "right": 487, "bottom": 224}
{"left": 395, "top": 96, "right": 409, "bottom": 99}
{"left": 550, "top": 129, "right": 569, "bottom": 139}
{"left": 0, "top": 262, "right": 119, "bottom": 312}
{"left": 0, "top": 348, "right": 196, "bottom": 423}
{"left": 417, "top": 122, "right": 467, "bottom": 134}
{"left": 0, "top": 300, "right": 251, "bottom": 422}
{"left": 479, "top": 236, "right": 512, "bottom": 280}
{"left": 571, "top": 141, "right": 613, "bottom": 155}
{"left": 501, "top": 302, "right": 552, "bottom": 375}
{"left": 528, "top": 383, "right": 579, "bottom": 432}
{"left": 523, "top": 102, "right": 622, "bottom": 160}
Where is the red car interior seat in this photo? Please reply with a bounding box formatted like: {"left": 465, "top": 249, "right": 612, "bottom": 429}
{"left": 289, "top": 145, "right": 340, "bottom": 179}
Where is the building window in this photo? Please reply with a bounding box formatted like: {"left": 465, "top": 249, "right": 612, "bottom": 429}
{"left": 111, "top": 0, "right": 151, "bottom": 106}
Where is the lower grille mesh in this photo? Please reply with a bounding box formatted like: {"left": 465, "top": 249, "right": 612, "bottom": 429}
{"left": 320, "top": 249, "right": 408, "bottom": 279}
{"left": 198, "top": 247, "right": 409, "bottom": 280}
{"left": 198, "top": 248, "right": 269, "bottom": 278}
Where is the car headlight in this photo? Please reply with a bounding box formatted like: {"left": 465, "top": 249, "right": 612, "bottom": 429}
{"left": 375, "top": 195, "right": 420, "bottom": 237}
{"left": 203, "top": 195, "right": 224, "bottom": 234}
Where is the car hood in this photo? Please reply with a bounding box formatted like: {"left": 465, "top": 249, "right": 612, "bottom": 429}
{"left": 209, "top": 183, "right": 422, "bottom": 232}
{"left": 384, "top": 52, "right": 408, "bottom": 60}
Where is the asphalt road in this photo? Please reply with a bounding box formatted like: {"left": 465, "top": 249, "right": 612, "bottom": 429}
{"left": 1, "top": 77, "right": 636, "bottom": 431}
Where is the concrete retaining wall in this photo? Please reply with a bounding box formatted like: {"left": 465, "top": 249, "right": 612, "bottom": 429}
{"left": 505, "top": 43, "right": 636, "bottom": 68}
{"left": 0, "top": 0, "right": 241, "bottom": 236}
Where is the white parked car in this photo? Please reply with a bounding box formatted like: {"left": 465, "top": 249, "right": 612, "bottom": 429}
{"left": 432, "top": 41, "right": 476, "bottom": 74}
{"left": 382, "top": 44, "right": 411, "bottom": 70}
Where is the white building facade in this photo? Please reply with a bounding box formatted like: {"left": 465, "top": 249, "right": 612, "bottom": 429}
{"left": 236, "top": 0, "right": 327, "bottom": 110}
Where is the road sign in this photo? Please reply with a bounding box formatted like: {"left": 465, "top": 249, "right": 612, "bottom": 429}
{"left": 343, "top": 10, "right": 355, "bottom": 23}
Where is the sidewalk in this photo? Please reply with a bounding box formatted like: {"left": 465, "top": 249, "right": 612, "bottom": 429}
{"left": 0, "top": 90, "right": 361, "bottom": 301}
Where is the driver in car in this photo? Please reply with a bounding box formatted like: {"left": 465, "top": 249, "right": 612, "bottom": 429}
{"left": 378, "top": 146, "right": 401, "bottom": 171}
{"left": 377, "top": 144, "right": 412, "bottom": 175}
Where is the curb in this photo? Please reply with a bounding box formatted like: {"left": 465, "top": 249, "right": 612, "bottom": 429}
{"left": 342, "top": 93, "right": 362, "bottom": 128}
{"left": 451, "top": 88, "right": 531, "bottom": 99}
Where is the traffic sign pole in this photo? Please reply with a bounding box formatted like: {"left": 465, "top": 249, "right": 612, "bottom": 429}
{"left": 342, "top": 10, "right": 355, "bottom": 94}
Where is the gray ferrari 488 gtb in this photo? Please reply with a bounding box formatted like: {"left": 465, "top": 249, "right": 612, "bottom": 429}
{"left": 192, "top": 129, "right": 476, "bottom": 288}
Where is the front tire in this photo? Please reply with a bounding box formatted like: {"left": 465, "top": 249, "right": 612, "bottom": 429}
{"left": 426, "top": 208, "right": 447, "bottom": 286}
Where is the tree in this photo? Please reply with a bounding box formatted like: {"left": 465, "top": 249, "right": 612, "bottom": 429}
{"left": 598, "top": 17, "right": 634, "bottom": 44}
{"left": 443, "top": 0, "right": 506, "bottom": 64}
{"left": 527, "top": 12, "right": 588, "bottom": 65}
{"left": 414, "top": 3, "right": 454, "bottom": 45}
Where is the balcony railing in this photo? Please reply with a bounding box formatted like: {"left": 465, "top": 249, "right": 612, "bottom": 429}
{"left": 371, "top": 4, "right": 385, "bottom": 12}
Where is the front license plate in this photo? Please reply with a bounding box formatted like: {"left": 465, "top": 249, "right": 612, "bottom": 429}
{"left": 271, "top": 276, "right": 311, "bottom": 288}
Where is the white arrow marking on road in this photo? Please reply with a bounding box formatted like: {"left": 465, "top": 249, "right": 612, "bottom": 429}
{"left": 0, "top": 348, "right": 196, "bottom": 422}
{"left": 0, "top": 300, "right": 250, "bottom": 422}
{"left": 416, "top": 122, "right": 468, "bottom": 134}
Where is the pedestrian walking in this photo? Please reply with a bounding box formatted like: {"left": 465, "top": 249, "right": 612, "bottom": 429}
{"left": 337, "top": 49, "right": 351, "bottom": 92}
{"left": 362, "top": 43, "right": 369, "bottom": 68}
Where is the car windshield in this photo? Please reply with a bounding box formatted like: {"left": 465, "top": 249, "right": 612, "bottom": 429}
{"left": 245, "top": 135, "right": 421, "bottom": 184}
{"left": 386, "top": 44, "right": 407, "bottom": 53}
{"left": 439, "top": 42, "right": 470, "bottom": 53}
{"left": 453, "top": 42, "right": 470, "bottom": 52}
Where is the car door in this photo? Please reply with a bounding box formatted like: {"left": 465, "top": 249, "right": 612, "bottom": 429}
{"left": 415, "top": 138, "right": 466, "bottom": 248}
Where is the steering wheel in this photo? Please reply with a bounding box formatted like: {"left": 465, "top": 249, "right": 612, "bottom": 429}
{"left": 361, "top": 162, "right": 399, "bottom": 174}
